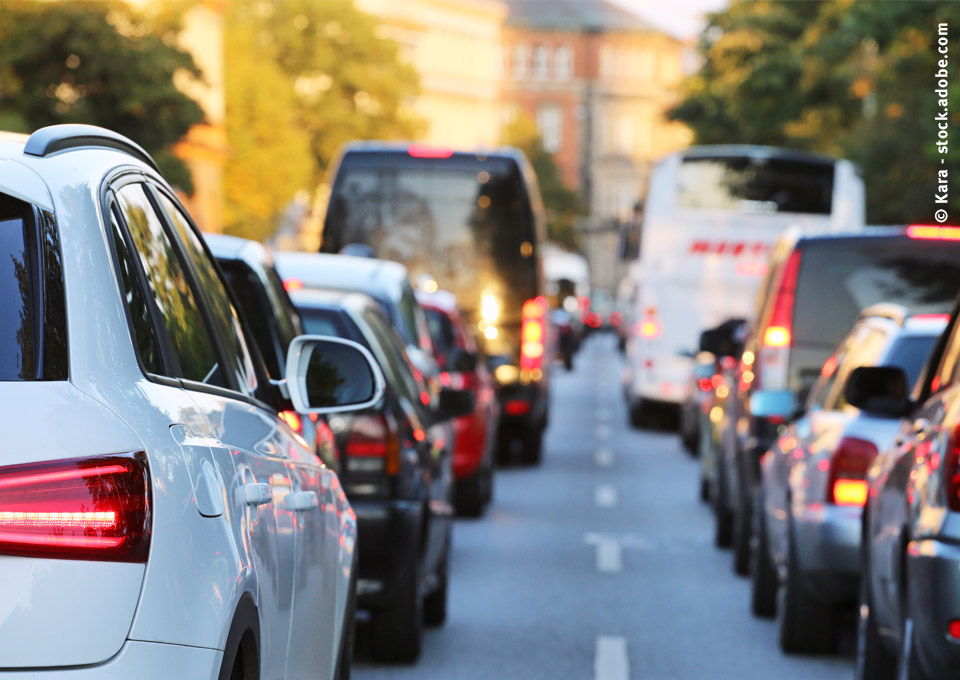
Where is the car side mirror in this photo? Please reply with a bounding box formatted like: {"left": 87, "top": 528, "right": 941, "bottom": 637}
{"left": 449, "top": 349, "right": 478, "bottom": 373}
{"left": 437, "top": 388, "right": 475, "bottom": 421}
{"left": 749, "top": 389, "right": 797, "bottom": 420}
{"left": 285, "top": 335, "right": 385, "bottom": 414}
{"left": 844, "top": 366, "right": 910, "bottom": 417}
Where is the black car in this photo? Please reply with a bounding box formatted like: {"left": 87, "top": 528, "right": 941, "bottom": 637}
{"left": 287, "top": 286, "right": 470, "bottom": 662}
{"left": 716, "top": 229, "right": 960, "bottom": 576}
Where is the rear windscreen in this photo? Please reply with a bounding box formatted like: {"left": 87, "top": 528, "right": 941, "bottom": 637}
{"left": 425, "top": 308, "right": 456, "bottom": 359}
{"left": 0, "top": 195, "right": 66, "bottom": 381}
{"left": 677, "top": 156, "right": 834, "bottom": 214}
{"left": 793, "top": 238, "right": 960, "bottom": 349}
{"left": 300, "top": 308, "right": 350, "bottom": 339}
{"left": 321, "top": 152, "right": 539, "bottom": 360}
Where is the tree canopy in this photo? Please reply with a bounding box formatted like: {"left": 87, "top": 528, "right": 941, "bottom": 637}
{"left": 0, "top": 0, "right": 204, "bottom": 192}
{"left": 670, "top": 0, "right": 960, "bottom": 224}
{"left": 502, "top": 114, "right": 583, "bottom": 251}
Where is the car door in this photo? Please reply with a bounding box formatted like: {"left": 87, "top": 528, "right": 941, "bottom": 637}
{"left": 148, "top": 186, "right": 305, "bottom": 679}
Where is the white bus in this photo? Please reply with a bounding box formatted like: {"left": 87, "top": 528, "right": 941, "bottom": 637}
{"left": 623, "top": 145, "right": 865, "bottom": 427}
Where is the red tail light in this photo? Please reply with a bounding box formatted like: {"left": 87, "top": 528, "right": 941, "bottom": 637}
{"left": 521, "top": 296, "right": 547, "bottom": 372}
{"left": 636, "top": 318, "right": 662, "bottom": 339}
{"left": 764, "top": 250, "right": 801, "bottom": 348}
{"left": 408, "top": 144, "right": 454, "bottom": 159}
{"left": 943, "top": 423, "right": 960, "bottom": 512}
{"left": 609, "top": 312, "right": 622, "bottom": 328}
{"left": 279, "top": 410, "right": 303, "bottom": 435}
{"left": 0, "top": 453, "right": 150, "bottom": 562}
{"left": 344, "top": 414, "right": 400, "bottom": 475}
{"left": 283, "top": 278, "right": 304, "bottom": 292}
{"left": 907, "top": 225, "right": 960, "bottom": 240}
{"left": 828, "top": 437, "right": 877, "bottom": 506}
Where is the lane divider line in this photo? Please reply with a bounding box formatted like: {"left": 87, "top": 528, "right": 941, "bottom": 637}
{"left": 586, "top": 534, "right": 623, "bottom": 573}
{"left": 595, "top": 636, "right": 630, "bottom": 680}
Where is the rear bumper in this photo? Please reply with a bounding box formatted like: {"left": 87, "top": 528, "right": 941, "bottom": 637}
{"left": 0, "top": 640, "right": 221, "bottom": 679}
{"left": 794, "top": 503, "right": 862, "bottom": 604}
{"left": 353, "top": 500, "right": 423, "bottom": 610}
{"left": 906, "top": 538, "right": 960, "bottom": 678}
{"left": 452, "top": 412, "right": 488, "bottom": 479}
{"left": 497, "top": 381, "right": 548, "bottom": 433}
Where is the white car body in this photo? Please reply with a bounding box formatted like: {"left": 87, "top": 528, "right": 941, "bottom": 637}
{"left": 623, "top": 146, "right": 865, "bottom": 410}
{"left": 0, "top": 127, "right": 356, "bottom": 679}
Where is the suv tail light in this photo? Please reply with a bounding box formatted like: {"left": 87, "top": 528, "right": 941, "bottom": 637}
{"left": 758, "top": 250, "right": 802, "bottom": 389}
{"left": 828, "top": 437, "right": 877, "bottom": 506}
{"left": 520, "top": 297, "right": 547, "bottom": 373}
{"left": 943, "top": 423, "right": 960, "bottom": 512}
{"left": 344, "top": 414, "right": 400, "bottom": 475}
{"left": 0, "top": 453, "right": 150, "bottom": 562}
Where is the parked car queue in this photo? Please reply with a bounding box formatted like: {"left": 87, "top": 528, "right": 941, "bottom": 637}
{"left": 671, "top": 223, "right": 960, "bottom": 679}
{"left": 0, "top": 124, "right": 552, "bottom": 679}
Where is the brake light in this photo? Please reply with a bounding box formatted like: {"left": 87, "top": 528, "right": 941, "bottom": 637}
{"left": 699, "top": 378, "right": 712, "bottom": 392}
{"left": 636, "top": 318, "right": 662, "bottom": 339}
{"left": 949, "top": 620, "right": 960, "bottom": 640}
{"left": 344, "top": 414, "right": 400, "bottom": 475}
{"left": 828, "top": 437, "right": 877, "bottom": 506}
{"left": 764, "top": 250, "right": 801, "bottom": 348}
{"left": 907, "top": 225, "right": 960, "bottom": 240}
{"left": 283, "top": 278, "right": 304, "bottom": 292}
{"left": 408, "top": 144, "right": 454, "bottom": 159}
{"left": 279, "top": 410, "right": 303, "bottom": 434}
{"left": 504, "top": 399, "right": 532, "bottom": 416}
{"left": 943, "top": 423, "right": 960, "bottom": 512}
{"left": 521, "top": 296, "right": 547, "bottom": 372}
{"left": 0, "top": 453, "right": 150, "bottom": 562}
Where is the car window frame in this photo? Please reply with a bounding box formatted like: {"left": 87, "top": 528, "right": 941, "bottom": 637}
{"left": 101, "top": 169, "right": 278, "bottom": 412}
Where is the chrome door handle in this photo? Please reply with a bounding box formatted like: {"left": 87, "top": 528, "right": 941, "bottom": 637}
{"left": 285, "top": 490, "right": 320, "bottom": 511}
{"left": 239, "top": 483, "right": 272, "bottom": 507}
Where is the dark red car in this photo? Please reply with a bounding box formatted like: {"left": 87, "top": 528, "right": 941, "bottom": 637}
{"left": 417, "top": 289, "right": 500, "bottom": 516}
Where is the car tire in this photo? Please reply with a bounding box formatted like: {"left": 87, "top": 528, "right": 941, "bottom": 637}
{"left": 423, "top": 553, "right": 449, "bottom": 627}
{"left": 520, "top": 427, "right": 543, "bottom": 465}
{"left": 777, "top": 518, "right": 839, "bottom": 654}
{"left": 750, "top": 491, "right": 777, "bottom": 618}
{"left": 564, "top": 354, "right": 573, "bottom": 371}
{"left": 371, "top": 557, "right": 423, "bottom": 663}
{"left": 334, "top": 566, "right": 357, "bottom": 680}
{"left": 732, "top": 483, "right": 752, "bottom": 576}
{"left": 699, "top": 476, "right": 709, "bottom": 503}
{"left": 456, "top": 472, "right": 485, "bottom": 517}
{"left": 856, "top": 571, "right": 895, "bottom": 680}
{"left": 714, "top": 462, "right": 733, "bottom": 548}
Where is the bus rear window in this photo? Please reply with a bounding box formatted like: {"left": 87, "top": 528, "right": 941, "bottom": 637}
{"left": 677, "top": 156, "right": 834, "bottom": 215}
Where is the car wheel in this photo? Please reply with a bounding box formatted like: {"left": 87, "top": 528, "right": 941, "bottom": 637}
{"left": 714, "top": 463, "right": 733, "bottom": 548}
{"left": 423, "top": 553, "right": 449, "bottom": 627}
{"left": 520, "top": 427, "right": 543, "bottom": 465}
{"left": 371, "top": 557, "right": 423, "bottom": 663}
{"left": 698, "top": 476, "right": 709, "bottom": 503}
{"left": 856, "top": 571, "right": 895, "bottom": 680}
{"left": 749, "top": 491, "right": 777, "bottom": 618}
{"left": 334, "top": 567, "right": 357, "bottom": 680}
{"left": 777, "top": 517, "right": 839, "bottom": 654}
{"left": 732, "top": 482, "right": 752, "bottom": 576}
{"left": 564, "top": 354, "right": 573, "bottom": 371}
{"left": 455, "top": 472, "right": 485, "bottom": 517}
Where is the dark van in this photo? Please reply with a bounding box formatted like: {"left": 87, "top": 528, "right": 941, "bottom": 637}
{"left": 318, "top": 142, "right": 550, "bottom": 463}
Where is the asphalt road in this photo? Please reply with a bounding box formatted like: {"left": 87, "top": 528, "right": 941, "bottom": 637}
{"left": 355, "top": 334, "right": 855, "bottom": 679}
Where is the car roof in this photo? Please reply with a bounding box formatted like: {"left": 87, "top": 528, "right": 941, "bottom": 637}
{"left": 339, "top": 140, "right": 527, "bottom": 164}
{"left": 415, "top": 289, "right": 459, "bottom": 313}
{"left": 275, "top": 251, "right": 409, "bottom": 299}
{"left": 204, "top": 232, "right": 276, "bottom": 270}
{"left": 288, "top": 287, "right": 379, "bottom": 314}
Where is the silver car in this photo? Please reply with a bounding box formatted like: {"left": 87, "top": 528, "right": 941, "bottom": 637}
{"left": 750, "top": 305, "right": 945, "bottom": 654}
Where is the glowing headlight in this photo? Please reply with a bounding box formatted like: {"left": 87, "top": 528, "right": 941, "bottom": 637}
{"left": 481, "top": 294, "right": 500, "bottom": 322}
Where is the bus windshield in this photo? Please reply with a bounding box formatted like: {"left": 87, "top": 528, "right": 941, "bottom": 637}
{"left": 322, "top": 153, "right": 539, "bottom": 358}
{"left": 676, "top": 156, "right": 834, "bottom": 215}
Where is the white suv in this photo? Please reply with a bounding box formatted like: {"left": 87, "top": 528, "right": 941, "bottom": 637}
{"left": 0, "top": 125, "right": 382, "bottom": 679}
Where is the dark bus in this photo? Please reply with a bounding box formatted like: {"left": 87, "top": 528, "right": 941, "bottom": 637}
{"left": 319, "top": 142, "right": 550, "bottom": 463}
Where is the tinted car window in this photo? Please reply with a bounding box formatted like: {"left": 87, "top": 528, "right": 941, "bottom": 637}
{"left": 220, "top": 261, "right": 284, "bottom": 379}
{"left": 109, "top": 206, "right": 163, "bottom": 375}
{"left": 116, "top": 184, "right": 223, "bottom": 387}
{"left": 360, "top": 306, "right": 430, "bottom": 418}
{"left": 156, "top": 193, "right": 257, "bottom": 394}
{"left": 425, "top": 308, "right": 456, "bottom": 358}
{"left": 677, "top": 156, "right": 834, "bottom": 214}
{"left": 887, "top": 334, "right": 938, "bottom": 389}
{"left": 793, "top": 239, "right": 960, "bottom": 349}
{"left": 0, "top": 201, "right": 35, "bottom": 380}
{"left": 301, "top": 308, "right": 351, "bottom": 338}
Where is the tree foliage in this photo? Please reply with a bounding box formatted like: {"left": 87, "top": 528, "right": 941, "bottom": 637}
{"left": 0, "top": 0, "right": 204, "bottom": 192}
{"left": 502, "top": 114, "right": 583, "bottom": 251}
{"left": 670, "top": 0, "right": 960, "bottom": 224}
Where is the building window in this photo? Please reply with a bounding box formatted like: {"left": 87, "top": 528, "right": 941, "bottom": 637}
{"left": 537, "top": 104, "right": 563, "bottom": 154}
{"left": 513, "top": 44, "right": 529, "bottom": 80}
{"left": 555, "top": 45, "right": 572, "bottom": 81}
{"left": 532, "top": 45, "right": 548, "bottom": 81}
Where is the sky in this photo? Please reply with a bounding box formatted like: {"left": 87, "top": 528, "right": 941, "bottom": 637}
{"left": 610, "top": 0, "right": 730, "bottom": 40}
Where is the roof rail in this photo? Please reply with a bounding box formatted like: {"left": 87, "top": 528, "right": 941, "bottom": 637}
{"left": 859, "top": 303, "right": 908, "bottom": 325}
{"left": 23, "top": 124, "right": 159, "bottom": 172}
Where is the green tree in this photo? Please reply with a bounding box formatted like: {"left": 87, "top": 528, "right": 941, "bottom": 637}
{"left": 0, "top": 0, "right": 204, "bottom": 192}
{"left": 670, "top": 0, "right": 960, "bottom": 225}
{"left": 222, "top": 14, "right": 313, "bottom": 241}
{"left": 502, "top": 114, "right": 583, "bottom": 250}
